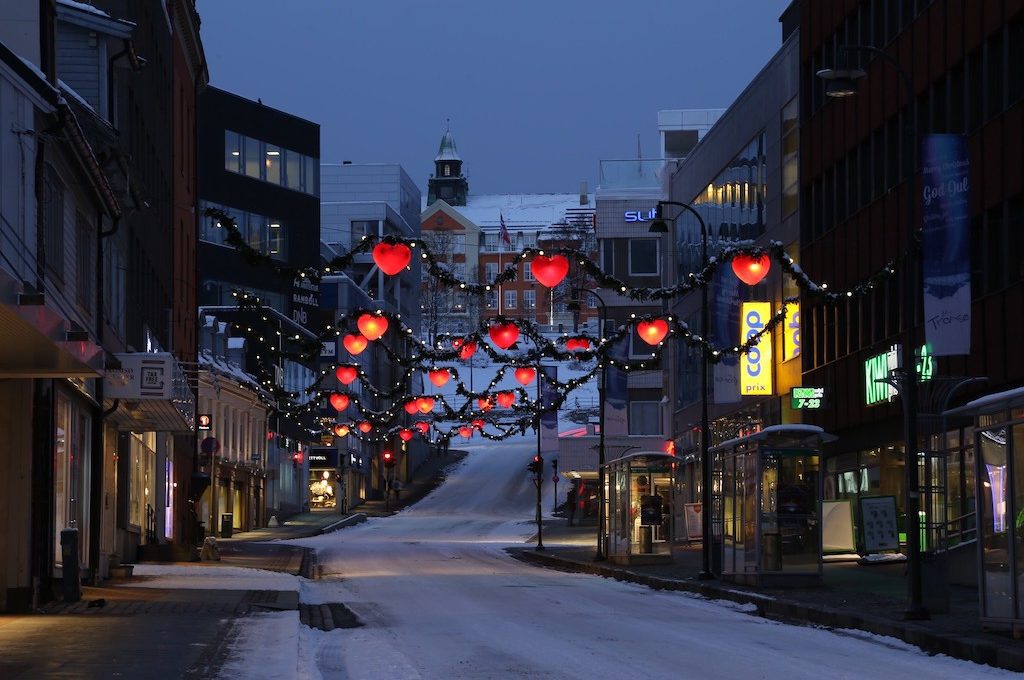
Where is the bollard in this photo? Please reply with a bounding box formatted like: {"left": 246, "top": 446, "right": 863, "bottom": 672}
{"left": 60, "top": 528, "right": 81, "bottom": 602}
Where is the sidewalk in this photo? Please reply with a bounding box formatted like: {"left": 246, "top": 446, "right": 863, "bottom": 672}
{"left": 511, "top": 519, "right": 1024, "bottom": 673}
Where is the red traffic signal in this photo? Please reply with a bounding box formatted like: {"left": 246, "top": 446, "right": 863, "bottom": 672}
{"left": 382, "top": 450, "right": 396, "bottom": 468}
{"left": 527, "top": 455, "right": 543, "bottom": 475}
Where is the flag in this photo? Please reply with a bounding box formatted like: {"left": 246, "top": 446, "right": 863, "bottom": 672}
{"left": 499, "top": 213, "right": 511, "bottom": 247}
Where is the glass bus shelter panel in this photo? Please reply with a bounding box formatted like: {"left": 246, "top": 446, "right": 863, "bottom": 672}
{"left": 761, "top": 451, "right": 820, "bottom": 573}
{"left": 978, "top": 427, "right": 1013, "bottom": 620}
{"left": 1015, "top": 423, "right": 1024, "bottom": 620}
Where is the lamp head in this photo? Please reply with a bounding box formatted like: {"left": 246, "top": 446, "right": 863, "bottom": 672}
{"left": 816, "top": 68, "right": 865, "bottom": 98}
{"left": 648, "top": 202, "right": 669, "bottom": 233}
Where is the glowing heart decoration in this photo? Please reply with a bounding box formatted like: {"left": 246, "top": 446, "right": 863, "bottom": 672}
{"left": 416, "top": 397, "right": 435, "bottom": 414}
{"left": 531, "top": 254, "right": 570, "bottom": 288}
{"left": 489, "top": 322, "right": 519, "bottom": 350}
{"left": 335, "top": 365, "right": 358, "bottom": 385}
{"left": 732, "top": 253, "right": 771, "bottom": 286}
{"left": 514, "top": 367, "right": 536, "bottom": 385}
{"left": 452, "top": 337, "right": 464, "bottom": 349}
{"left": 403, "top": 401, "right": 419, "bottom": 415}
{"left": 357, "top": 313, "right": 388, "bottom": 341}
{"left": 398, "top": 428, "right": 414, "bottom": 442}
{"left": 372, "top": 242, "right": 412, "bottom": 276}
{"left": 459, "top": 341, "right": 477, "bottom": 360}
{"left": 414, "top": 421, "right": 430, "bottom": 435}
{"left": 428, "top": 368, "right": 451, "bottom": 387}
{"left": 343, "top": 334, "right": 368, "bottom": 355}
{"left": 459, "top": 426, "right": 473, "bottom": 439}
{"left": 328, "top": 393, "right": 350, "bottom": 412}
{"left": 333, "top": 424, "right": 350, "bottom": 437}
{"left": 471, "top": 419, "right": 486, "bottom": 430}
{"left": 357, "top": 421, "right": 373, "bottom": 433}
{"left": 496, "top": 391, "right": 516, "bottom": 408}
{"left": 565, "top": 337, "right": 591, "bottom": 351}
{"left": 637, "top": 318, "right": 670, "bottom": 346}
{"left": 477, "top": 397, "right": 494, "bottom": 412}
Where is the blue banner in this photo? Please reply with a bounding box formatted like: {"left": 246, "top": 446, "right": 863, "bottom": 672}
{"left": 711, "top": 263, "right": 740, "bottom": 403}
{"left": 603, "top": 337, "right": 629, "bottom": 435}
{"left": 921, "top": 134, "right": 971, "bottom": 355}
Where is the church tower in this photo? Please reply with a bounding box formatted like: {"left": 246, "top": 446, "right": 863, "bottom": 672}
{"left": 426, "top": 123, "right": 468, "bottom": 206}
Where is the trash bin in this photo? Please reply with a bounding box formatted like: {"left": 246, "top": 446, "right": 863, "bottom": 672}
{"left": 639, "top": 525, "right": 653, "bottom": 553}
{"left": 60, "top": 528, "right": 81, "bottom": 602}
{"left": 220, "top": 513, "right": 233, "bottom": 538}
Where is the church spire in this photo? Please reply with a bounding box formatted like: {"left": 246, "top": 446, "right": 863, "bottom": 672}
{"left": 427, "top": 121, "right": 468, "bottom": 206}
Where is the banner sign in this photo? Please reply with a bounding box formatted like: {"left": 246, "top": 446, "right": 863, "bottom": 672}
{"left": 783, "top": 302, "right": 800, "bottom": 360}
{"left": 740, "top": 302, "right": 772, "bottom": 396}
{"left": 539, "top": 365, "right": 559, "bottom": 457}
{"left": 921, "top": 134, "right": 971, "bottom": 355}
{"left": 604, "top": 338, "right": 628, "bottom": 435}
{"left": 712, "top": 264, "right": 740, "bottom": 403}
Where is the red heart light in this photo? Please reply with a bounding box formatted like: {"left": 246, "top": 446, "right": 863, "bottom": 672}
{"left": 496, "top": 391, "right": 515, "bottom": 408}
{"left": 414, "top": 421, "right": 430, "bottom": 435}
{"left": 416, "top": 397, "right": 435, "bottom": 414}
{"left": 428, "top": 368, "right": 451, "bottom": 387}
{"left": 732, "top": 253, "right": 771, "bottom": 286}
{"left": 335, "top": 365, "right": 358, "bottom": 385}
{"left": 531, "top": 254, "right": 570, "bottom": 288}
{"left": 372, "top": 242, "right": 412, "bottom": 276}
{"left": 343, "top": 334, "right": 368, "bottom": 355}
{"left": 566, "top": 337, "right": 591, "bottom": 351}
{"left": 637, "top": 318, "right": 669, "bottom": 346}
{"left": 333, "top": 424, "right": 350, "bottom": 437}
{"left": 357, "top": 421, "right": 373, "bottom": 433}
{"left": 459, "top": 341, "right": 477, "bottom": 360}
{"left": 471, "top": 419, "right": 485, "bottom": 429}
{"left": 399, "top": 428, "right": 414, "bottom": 442}
{"left": 477, "top": 397, "right": 494, "bottom": 412}
{"left": 403, "top": 401, "right": 419, "bottom": 415}
{"left": 357, "top": 313, "right": 388, "bottom": 341}
{"left": 514, "top": 367, "right": 536, "bottom": 385}
{"left": 328, "top": 393, "right": 350, "bottom": 412}
{"left": 489, "top": 322, "right": 519, "bottom": 350}
{"left": 459, "top": 426, "right": 473, "bottom": 439}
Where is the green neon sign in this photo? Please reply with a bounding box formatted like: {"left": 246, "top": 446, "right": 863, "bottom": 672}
{"left": 864, "top": 343, "right": 934, "bottom": 406}
{"left": 791, "top": 387, "right": 825, "bottom": 410}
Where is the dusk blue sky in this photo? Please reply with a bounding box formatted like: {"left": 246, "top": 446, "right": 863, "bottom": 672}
{"left": 197, "top": 1, "right": 793, "bottom": 195}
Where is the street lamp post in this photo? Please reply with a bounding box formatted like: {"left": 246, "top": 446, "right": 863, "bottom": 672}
{"left": 571, "top": 288, "right": 609, "bottom": 560}
{"left": 818, "top": 45, "right": 927, "bottom": 620}
{"left": 650, "top": 201, "right": 713, "bottom": 580}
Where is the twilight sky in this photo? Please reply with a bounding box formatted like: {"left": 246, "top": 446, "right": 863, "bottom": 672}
{"left": 196, "top": 1, "right": 792, "bottom": 196}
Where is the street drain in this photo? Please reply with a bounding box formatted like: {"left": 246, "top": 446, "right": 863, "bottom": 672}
{"left": 299, "top": 602, "right": 362, "bottom": 631}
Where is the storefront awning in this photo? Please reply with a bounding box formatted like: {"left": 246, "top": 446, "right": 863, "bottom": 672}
{"left": 0, "top": 287, "right": 104, "bottom": 377}
{"left": 943, "top": 386, "right": 1024, "bottom": 418}
{"left": 103, "top": 352, "right": 195, "bottom": 432}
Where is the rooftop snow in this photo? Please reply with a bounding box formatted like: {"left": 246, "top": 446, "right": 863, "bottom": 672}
{"left": 430, "top": 193, "right": 592, "bottom": 230}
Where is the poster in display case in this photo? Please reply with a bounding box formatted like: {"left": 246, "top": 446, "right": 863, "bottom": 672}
{"left": 859, "top": 495, "right": 900, "bottom": 552}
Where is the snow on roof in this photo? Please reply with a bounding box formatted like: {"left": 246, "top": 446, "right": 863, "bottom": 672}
{"left": 58, "top": 79, "right": 95, "bottom": 113}
{"left": 199, "top": 349, "right": 266, "bottom": 396}
{"left": 711, "top": 424, "right": 836, "bottom": 452}
{"left": 227, "top": 337, "right": 246, "bottom": 349}
{"left": 57, "top": 0, "right": 110, "bottom": 17}
{"left": 944, "top": 386, "right": 1024, "bottom": 417}
{"left": 438, "top": 193, "right": 592, "bottom": 230}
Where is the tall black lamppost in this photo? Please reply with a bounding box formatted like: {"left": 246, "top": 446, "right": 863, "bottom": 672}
{"left": 818, "top": 45, "right": 927, "bottom": 620}
{"left": 572, "top": 288, "right": 609, "bottom": 560}
{"left": 650, "top": 200, "right": 713, "bottom": 580}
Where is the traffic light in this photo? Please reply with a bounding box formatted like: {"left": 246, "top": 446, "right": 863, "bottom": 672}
{"left": 382, "top": 450, "right": 396, "bottom": 468}
{"left": 527, "top": 455, "right": 543, "bottom": 475}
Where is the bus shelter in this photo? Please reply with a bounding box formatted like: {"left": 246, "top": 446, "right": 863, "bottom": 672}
{"left": 603, "top": 452, "right": 677, "bottom": 565}
{"left": 710, "top": 425, "right": 836, "bottom": 587}
{"left": 944, "top": 387, "right": 1024, "bottom": 634}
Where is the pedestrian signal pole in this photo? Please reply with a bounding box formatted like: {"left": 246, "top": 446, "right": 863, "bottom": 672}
{"left": 528, "top": 454, "right": 544, "bottom": 551}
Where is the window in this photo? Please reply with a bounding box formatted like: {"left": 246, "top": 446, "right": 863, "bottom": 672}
{"left": 285, "top": 149, "right": 302, "bottom": 190}
{"left": 780, "top": 97, "right": 798, "bottom": 219}
{"left": 524, "top": 289, "right": 536, "bottom": 309}
{"left": 244, "top": 135, "right": 260, "bottom": 178}
{"left": 601, "top": 240, "right": 615, "bottom": 275}
{"left": 485, "top": 263, "right": 497, "bottom": 282}
{"left": 443, "top": 164, "right": 450, "bottom": 177}
{"left": 43, "top": 165, "right": 64, "bottom": 281}
{"left": 75, "top": 212, "right": 93, "bottom": 309}
{"left": 225, "top": 130, "right": 242, "bottom": 173}
{"left": 504, "top": 290, "right": 517, "bottom": 310}
{"left": 628, "top": 239, "right": 658, "bottom": 276}
{"left": 629, "top": 401, "right": 662, "bottom": 435}
{"left": 523, "top": 262, "right": 535, "bottom": 281}
{"left": 485, "top": 291, "right": 497, "bottom": 309}
{"left": 484, "top": 234, "right": 496, "bottom": 251}
{"left": 454, "top": 264, "right": 466, "bottom": 281}
{"left": 199, "top": 201, "right": 288, "bottom": 260}
{"left": 264, "top": 144, "right": 281, "bottom": 184}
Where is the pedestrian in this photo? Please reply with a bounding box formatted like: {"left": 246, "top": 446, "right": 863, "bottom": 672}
{"left": 566, "top": 485, "right": 578, "bottom": 526}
